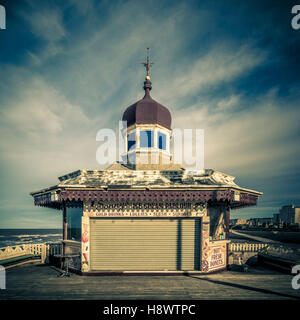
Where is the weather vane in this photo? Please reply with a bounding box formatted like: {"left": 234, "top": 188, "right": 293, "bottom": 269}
{"left": 141, "top": 48, "right": 154, "bottom": 79}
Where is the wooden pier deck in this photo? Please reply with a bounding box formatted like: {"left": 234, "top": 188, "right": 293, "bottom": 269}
{"left": 0, "top": 262, "right": 300, "bottom": 300}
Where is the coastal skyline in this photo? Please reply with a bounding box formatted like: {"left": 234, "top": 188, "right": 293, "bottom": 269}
{"left": 0, "top": 0, "right": 300, "bottom": 228}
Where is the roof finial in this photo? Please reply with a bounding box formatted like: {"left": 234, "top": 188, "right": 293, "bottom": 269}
{"left": 141, "top": 47, "right": 154, "bottom": 79}
{"left": 141, "top": 48, "right": 154, "bottom": 95}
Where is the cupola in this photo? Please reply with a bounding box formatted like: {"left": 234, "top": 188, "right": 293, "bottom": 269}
{"left": 121, "top": 48, "right": 172, "bottom": 170}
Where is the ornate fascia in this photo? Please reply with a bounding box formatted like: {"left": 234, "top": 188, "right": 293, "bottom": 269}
{"left": 32, "top": 188, "right": 259, "bottom": 209}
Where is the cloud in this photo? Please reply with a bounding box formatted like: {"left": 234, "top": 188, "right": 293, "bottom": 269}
{"left": 20, "top": 2, "right": 67, "bottom": 62}
{"left": 172, "top": 88, "right": 300, "bottom": 180}
{"left": 24, "top": 6, "right": 66, "bottom": 42}
{"left": 154, "top": 44, "right": 265, "bottom": 107}
{"left": 67, "top": 0, "right": 94, "bottom": 14}
{"left": 0, "top": 67, "right": 100, "bottom": 192}
{"left": 216, "top": 94, "right": 241, "bottom": 111}
{"left": 0, "top": 73, "right": 90, "bottom": 138}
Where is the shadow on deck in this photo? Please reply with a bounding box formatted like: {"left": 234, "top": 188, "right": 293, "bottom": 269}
{"left": 0, "top": 262, "right": 300, "bottom": 300}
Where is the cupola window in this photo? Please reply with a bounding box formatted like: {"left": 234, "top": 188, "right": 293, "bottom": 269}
{"left": 127, "top": 132, "right": 136, "bottom": 151}
{"left": 158, "top": 132, "right": 166, "bottom": 150}
{"left": 140, "top": 130, "right": 154, "bottom": 148}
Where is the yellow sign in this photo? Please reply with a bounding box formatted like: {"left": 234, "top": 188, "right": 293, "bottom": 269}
{"left": 87, "top": 210, "right": 205, "bottom": 218}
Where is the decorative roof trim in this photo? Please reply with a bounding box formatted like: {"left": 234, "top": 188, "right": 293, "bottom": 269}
{"left": 33, "top": 189, "right": 258, "bottom": 209}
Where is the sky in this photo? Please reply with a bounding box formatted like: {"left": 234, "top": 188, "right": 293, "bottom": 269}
{"left": 0, "top": 0, "right": 299, "bottom": 228}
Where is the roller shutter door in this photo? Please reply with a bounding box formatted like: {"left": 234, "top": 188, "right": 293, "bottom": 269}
{"left": 90, "top": 218, "right": 197, "bottom": 271}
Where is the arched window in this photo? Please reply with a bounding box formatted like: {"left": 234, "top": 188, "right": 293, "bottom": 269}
{"left": 140, "top": 130, "right": 154, "bottom": 148}
{"left": 158, "top": 132, "right": 166, "bottom": 150}
{"left": 127, "top": 132, "right": 136, "bottom": 151}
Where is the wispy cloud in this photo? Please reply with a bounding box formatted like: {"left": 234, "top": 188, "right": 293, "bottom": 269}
{"left": 27, "top": 9, "right": 66, "bottom": 42}
{"left": 159, "top": 44, "right": 265, "bottom": 103}
{"left": 173, "top": 88, "right": 300, "bottom": 178}
{"left": 216, "top": 94, "right": 241, "bottom": 111}
{"left": 0, "top": 71, "right": 90, "bottom": 139}
{"left": 20, "top": 2, "right": 67, "bottom": 62}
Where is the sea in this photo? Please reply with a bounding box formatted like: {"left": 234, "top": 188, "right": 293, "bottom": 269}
{"left": 0, "top": 229, "right": 63, "bottom": 248}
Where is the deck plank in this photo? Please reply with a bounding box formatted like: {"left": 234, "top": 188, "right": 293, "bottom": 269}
{"left": 0, "top": 263, "right": 299, "bottom": 300}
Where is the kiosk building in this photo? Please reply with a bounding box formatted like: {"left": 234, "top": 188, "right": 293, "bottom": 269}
{"left": 31, "top": 53, "right": 262, "bottom": 274}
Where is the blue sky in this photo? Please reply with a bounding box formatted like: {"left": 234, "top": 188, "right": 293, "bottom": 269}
{"left": 0, "top": 0, "right": 299, "bottom": 228}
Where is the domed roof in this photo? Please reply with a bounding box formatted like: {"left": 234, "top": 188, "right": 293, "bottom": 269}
{"left": 122, "top": 78, "right": 172, "bottom": 130}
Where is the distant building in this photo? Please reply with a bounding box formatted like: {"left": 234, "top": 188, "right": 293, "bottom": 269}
{"left": 247, "top": 217, "right": 273, "bottom": 227}
{"left": 230, "top": 219, "right": 247, "bottom": 226}
{"left": 231, "top": 208, "right": 300, "bottom": 228}
{"left": 258, "top": 217, "right": 273, "bottom": 225}
{"left": 278, "top": 205, "right": 300, "bottom": 226}
{"left": 273, "top": 213, "right": 280, "bottom": 224}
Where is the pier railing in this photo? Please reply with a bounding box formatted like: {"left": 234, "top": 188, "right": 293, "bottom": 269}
{"left": 229, "top": 243, "right": 269, "bottom": 252}
{"left": 0, "top": 242, "right": 269, "bottom": 266}
{"left": 0, "top": 243, "right": 62, "bottom": 264}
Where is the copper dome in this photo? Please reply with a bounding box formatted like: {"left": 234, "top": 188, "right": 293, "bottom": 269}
{"left": 122, "top": 79, "right": 172, "bottom": 130}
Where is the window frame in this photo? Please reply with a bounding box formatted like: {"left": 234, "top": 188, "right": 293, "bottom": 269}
{"left": 140, "top": 130, "right": 154, "bottom": 148}
{"left": 157, "top": 132, "right": 167, "bottom": 150}
{"left": 127, "top": 131, "right": 136, "bottom": 151}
